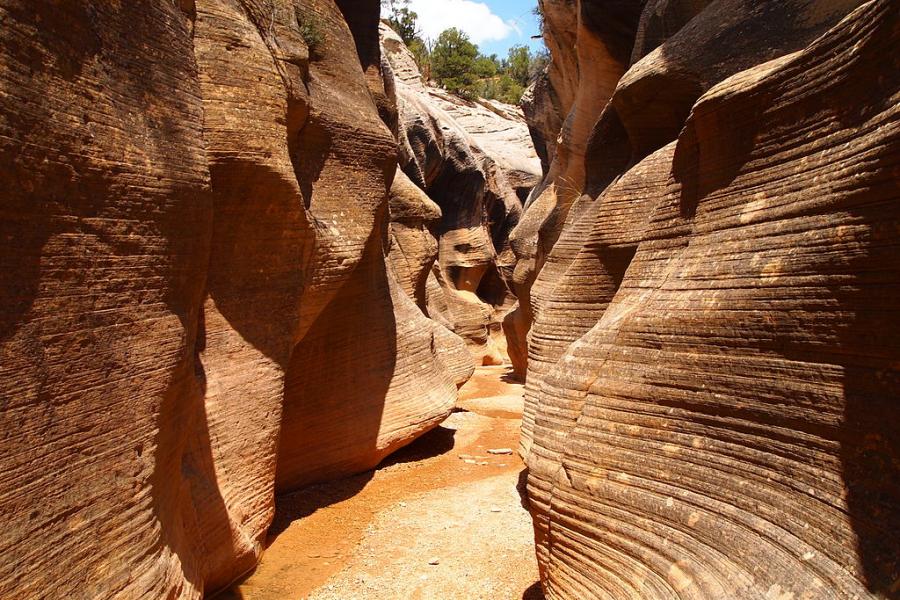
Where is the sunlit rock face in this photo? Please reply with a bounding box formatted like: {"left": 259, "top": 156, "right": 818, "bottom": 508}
{"left": 0, "top": 0, "right": 469, "bottom": 597}
{"left": 381, "top": 22, "right": 540, "bottom": 367}
{"left": 518, "top": 0, "right": 899, "bottom": 598}
{"left": 511, "top": 0, "right": 646, "bottom": 439}
{"left": 504, "top": 0, "right": 645, "bottom": 381}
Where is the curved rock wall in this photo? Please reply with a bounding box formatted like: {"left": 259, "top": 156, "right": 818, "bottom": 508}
{"left": 519, "top": 0, "right": 899, "bottom": 598}
{"left": 0, "top": 0, "right": 473, "bottom": 597}
{"left": 522, "top": 0, "right": 870, "bottom": 454}
{"left": 381, "top": 23, "right": 541, "bottom": 367}
{"left": 504, "top": 0, "right": 645, "bottom": 379}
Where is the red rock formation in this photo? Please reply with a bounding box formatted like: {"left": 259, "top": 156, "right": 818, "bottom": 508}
{"left": 0, "top": 0, "right": 471, "bottom": 596}
{"left": 521, "top": 0, "right": 900, "bottom": 597}
{"left": 381, "top": 23, "right": 539, "bottom": 367}
{"left": 524, "top": 145, "right": 675, "bottom": 572}
{"left": 519, "top": 0, "right": 874, "bottom": 448}
{"left": 521, "top": 72, "right": 564, "bottom": 178}
{"left": 387, "top": 170, "right": 442, "bottom": 311}
{"left": 504, "top": 0, "right": 645, "bottom": 379}
{"left": 0, "top": 3, "right": 212, "bottom": 597}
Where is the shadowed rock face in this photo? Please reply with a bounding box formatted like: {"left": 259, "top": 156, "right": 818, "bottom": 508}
{"left": 0, "top": 0, "right": 471, "bottom": 597}
{"left": 519, "top": 0, "right": 899, "bottom": 598}
{"left": 522, "top": 72, "right": 564, "bottom": 177}
{"left": 0, "top": 3, "right": 212, "bottom": 597}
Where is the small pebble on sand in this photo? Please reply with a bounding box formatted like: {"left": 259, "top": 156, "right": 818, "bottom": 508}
{"left": 487, "top": 448, "right": 513, "bottom": 455}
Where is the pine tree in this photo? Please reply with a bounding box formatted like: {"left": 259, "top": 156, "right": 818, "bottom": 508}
{"left": 431, "top": 28, "right": 480, "bottom": 97}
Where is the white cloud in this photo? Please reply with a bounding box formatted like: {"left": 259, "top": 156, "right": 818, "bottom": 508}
{"left": 402, "top": 0, "right": 516, "bottom": 46}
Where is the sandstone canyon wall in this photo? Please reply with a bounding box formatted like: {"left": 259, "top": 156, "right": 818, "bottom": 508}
{"left": 518, "top": 0, "right": 899, "bottom": 598}
{"left": 381, "top": 23, "right": 542, "bottom": 366}
{"left": 0, "top": 1, "right": 478, "bottom": 597}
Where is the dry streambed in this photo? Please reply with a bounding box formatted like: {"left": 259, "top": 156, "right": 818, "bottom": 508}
{"left": 222, "top": 366, "right": 541, "bottom": 600}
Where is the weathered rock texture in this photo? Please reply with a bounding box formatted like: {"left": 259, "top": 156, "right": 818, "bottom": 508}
{"left": 504, "top": 0, "right": 646, "bottom": 379}
{"left": 521, "top": 71, "right": 564, "bottom": 176}
{"left": 0, "top": 1, "right": 471, "bottom": 597}
{"left": 381, "top": 23, "right": 541, "bottom": 366}
{"left": 521, "top": 0, "right": 876, "bottom": 450}
{"left": 520, "top": 0, "right": 899, "bottom": 598}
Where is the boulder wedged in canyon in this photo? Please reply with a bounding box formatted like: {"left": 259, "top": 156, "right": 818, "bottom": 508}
{"left": 0, "top": 0, "right": 471, "bottom": 597}
{"left": 524, "top": 0, "right": 900, "bottom": 597}
{"left": 380, "top": 23, "right": 536, "bottom": 366}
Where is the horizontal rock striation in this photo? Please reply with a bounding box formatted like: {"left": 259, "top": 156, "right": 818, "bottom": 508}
{"left": 520, "top": 0, "right": 899, "bottom": 598}
{"left": 524, "top": 144, "right": 676, "bottom": 573}
{"left": 504, "top": 0, "right": 645, "bottom": 380}
{"left": 0, "top": 0, "right": 475, "bottom": 597}
{"left": 522, "top": 0, "right": 872, "bottom": 461}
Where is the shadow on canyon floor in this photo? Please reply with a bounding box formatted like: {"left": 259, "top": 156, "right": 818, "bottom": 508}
{"left": 269, "top": 423, "right": 460, "bottom": 541}
{"left": 500, "top": 369, "right": 525, "bottom": 384}
{"left": 380, "top": 424, "right": 459, "bottom": 467}
{"left": 522, "top": 581, "right": 546, "bottom": 600}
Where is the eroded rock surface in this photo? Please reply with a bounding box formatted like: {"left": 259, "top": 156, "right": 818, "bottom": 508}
{"left": 519, "top": 0, "right": 899, "bottom": 598}
{"left": 504, "top": 0, "right": 645, "bottom": 378}
{"left": 0, "top": 1, "right": 472, "bottom": 597}
{"left": 380, "top": 23, "right": 539, "bottom": 366}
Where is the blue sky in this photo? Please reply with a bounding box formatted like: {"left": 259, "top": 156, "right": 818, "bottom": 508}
{"left": 396, "top": 0, "right": 545, "bottom": 58}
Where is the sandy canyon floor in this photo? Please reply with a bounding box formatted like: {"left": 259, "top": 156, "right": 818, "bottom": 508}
{"left": 220, "top": 366, "right": 542, "bottom": 600}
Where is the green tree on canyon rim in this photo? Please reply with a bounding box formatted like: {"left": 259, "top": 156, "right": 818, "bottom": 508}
{"left": 382, "top": 1, "right": 549, "bottom": 103}
{"left": 431, "top": 27, "right": 481, "bottom": 97}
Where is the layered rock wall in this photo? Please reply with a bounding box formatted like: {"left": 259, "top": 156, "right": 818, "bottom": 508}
{"left": 518, "top": 0, "right": 899, "bottom": 598}
{"left": 381, "top": 23, "right": 541, "bottom": 366}
{"left": 0, "top": 1, "right": 473, "bottom": 597}
{"left": 504, "top": 0, "right": 645, "bottom": 378}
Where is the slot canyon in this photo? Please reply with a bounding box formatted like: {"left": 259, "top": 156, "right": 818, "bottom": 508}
{"left": 0, "top": 0, "right": 898, "bottom": 599}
